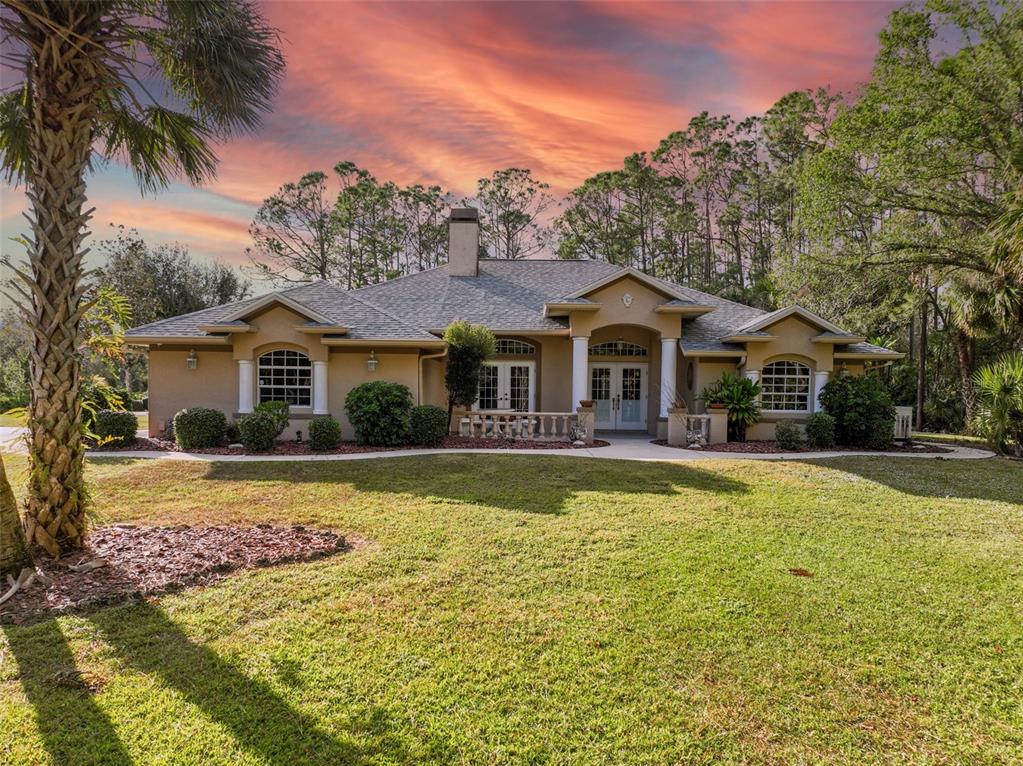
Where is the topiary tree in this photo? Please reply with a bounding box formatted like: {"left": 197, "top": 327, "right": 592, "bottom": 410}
{"left": 344, "top": 381, "right": 413, "bottom": 446}
{"left": 819, "top": 375, "right": 896, "bottom": 450}
{"left": 443, "top": 320, "right": 496, "bottom": 424}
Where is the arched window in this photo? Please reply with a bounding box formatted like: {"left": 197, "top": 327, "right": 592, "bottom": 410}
{"left": 589, "top": 341, "right": 647, "bottom": 358}
{"left": 760, "top": 360, "right": 811, "bottom": 412}
{"left": 258, "top": 349, "right": 311, "bottom": 406}
{"left": 494, "top": 339, "right": 535, "bottom": 355}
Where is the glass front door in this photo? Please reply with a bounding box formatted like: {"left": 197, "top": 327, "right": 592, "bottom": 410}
{"left": 475, "top": 362, "right": 535, "bottom": 412}
{"left": 588, "top": 363, "right": 647, "bottom": 430}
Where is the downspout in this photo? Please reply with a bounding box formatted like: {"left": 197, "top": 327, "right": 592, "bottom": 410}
{"left": 418, "top": 347, "right": 448, "bottom": 405}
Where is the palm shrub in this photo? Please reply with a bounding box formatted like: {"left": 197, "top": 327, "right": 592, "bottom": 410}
{"left": 255, "top": 400, "right": 290, "bottom": 438}
{"left": 410, "top": 405, "right": 449, "bottom": 445}
{"left": 0, "top": 1, "right": 283, "bottom": 556}
{"left": 308, "top": 415, "right": 342, "bottom": 451}
{"left": 345, "top": 381, "right": 413, "bottom": 446}
{"left": 774, "top": 420, "right": 803, "bottom": 451}
{"left": 173, "top": 408, "right": 227, "bottom": 450}
{"left": 804, "top": 412, "right": 836, "bottom": 449}
{"left": 443, "top": 321, "right": 496, "bottom": 423}
{"left": 238, "top": 411, "right": 277, "bottom": 452}
{"left": 974, "top": 352, "right": 1023, "bottom": 456}
{"left": 94, "top": 410, "right": 137, "bottom": 446}
{"left": 715, "top": 373, "right": 761, "bottom": 442}
{"left": 819, "top": 376, "right": 896, "bottom": 450}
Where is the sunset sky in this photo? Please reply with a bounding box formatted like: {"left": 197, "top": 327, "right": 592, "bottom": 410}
{"left": 0, "top": 0, "right": 900, "bottom": 284}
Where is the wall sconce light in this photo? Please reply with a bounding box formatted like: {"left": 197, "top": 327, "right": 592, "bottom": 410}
{"left": 838, "top": 361, "right": 849, "bottom": 377}
{"left": 186, "top": 349, "right": 198, "bottom": 370}
{"left": 366, "top": 350, "right": 378, "bottom": 372}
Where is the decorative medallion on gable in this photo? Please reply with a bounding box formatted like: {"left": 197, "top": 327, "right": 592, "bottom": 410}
{"left": 622, "top": 293, "right": 634, "bottom": 308}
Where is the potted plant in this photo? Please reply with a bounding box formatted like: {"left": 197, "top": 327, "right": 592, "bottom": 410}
{"left": 701, "top": 373, "right": 761, "bottom": 441}
{"left": 698, "top": 380, "right": 727, "bottom": 410}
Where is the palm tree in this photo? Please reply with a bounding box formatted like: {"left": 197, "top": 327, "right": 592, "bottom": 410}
{"left": 0, "top": 1, "right": 284, "bottom": 557}
{"left": 0, "top": 453, "right": 33, "bottom": 580}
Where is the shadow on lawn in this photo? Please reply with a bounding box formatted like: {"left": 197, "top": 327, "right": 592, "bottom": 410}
{"left": 203, "top": 453, "right": 749, "bottom": 514}
{"left": 797, "top": 455, "right": 1023, "bottom": 505}
{"left": 6, "top": 601, "right": 445, "bottom": 765}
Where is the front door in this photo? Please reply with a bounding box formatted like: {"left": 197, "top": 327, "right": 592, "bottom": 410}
{"left": 476, "top": 361, "right": 535, "bottom": 411}
{"left": 589, "top": 363, "right": 647, "bottom": 430}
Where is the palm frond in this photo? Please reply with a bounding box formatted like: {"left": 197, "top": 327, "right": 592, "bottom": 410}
{"left": 0, "top": 86, "right": 30, "bottom": 184}
{"left": 98, "top": 102, "right": 218, "bottom": 191}
{"left": 138, "top": 0, "right": 285, "bottom": 135}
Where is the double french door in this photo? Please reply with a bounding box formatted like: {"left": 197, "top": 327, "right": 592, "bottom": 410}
{"left": 476, "top": 361, "right": 535, "bottom": 412}
{"left": 589, "top": 363, "right": 647, "bottom": 430}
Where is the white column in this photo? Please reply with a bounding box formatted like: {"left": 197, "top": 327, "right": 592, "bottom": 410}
{"left": 313, "top": 360, "right": 328, "bottom": 414}
{"left": 571, "top": 336, "right": 589, "bottom": 409}
{"left": 744, "top": 369, "right": 760, "bottom": 406}
{"left": 237, "top": 359, "right": 254, "bottom": 414}
{"left": 659, "top": 338, "right": 678, "bottom": 419}
{"left": 813, "top": 371, "right": 830, "bottom": 413}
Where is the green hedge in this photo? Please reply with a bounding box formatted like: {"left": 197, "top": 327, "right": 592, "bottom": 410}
{"left": 410, "top": 405, "right": 448, "bottom": 446}
{"left": 344, "top": 381, "right": 413, "bottom": 446}
{"left": 308, "top": 415, "right": 342, "bottom": 451}
{"left": 94, "top": 409, "right": 137, "bottom": 445}
{"left": 255, "top": 400, "right": 290, "bottom": 437}
{"left": 774, "top": 420, "right": 803, "bottom": 451}
{"left": 804, "top": 412, "right": 836, "bottom": 449}
{"left": 173, "top": 407, "right": 226, "bottom": 449}
{"left": 238, "top": 411, "right": 277, "bottom": 452}
{"left": 819, "top": 376, "right": 895, "bottom": 450}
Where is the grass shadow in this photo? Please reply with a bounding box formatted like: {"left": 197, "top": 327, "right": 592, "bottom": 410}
{"left": 797, "top": 455, "right": 1023, "bottom": 504}
{"left": 87, "top": 600, "right": 431, "bottom": 764}
{"left": 202, "top": 453, "right": 749, "bottom": 514}
{"left": 4, "top": 619, "right": 134, "bottom": 765}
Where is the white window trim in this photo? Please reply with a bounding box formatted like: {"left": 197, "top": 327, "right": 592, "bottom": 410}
{"left": 494, "top": 339, "right": 536, "bottom": 356}
{"left": 589, "top": 341, "right": 648, "bottom": 358}
{"left": 760, "top": 360, "right": 812, "bottom": 414}
{"left": 257, "top": 349, "right": 313, "bottom": 408}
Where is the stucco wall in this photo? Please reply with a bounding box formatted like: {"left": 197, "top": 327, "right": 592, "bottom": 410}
{"left": 568, "top": 276, "right": 682, "bottom": 339}
{"left": 742, "top": 316, "right": 834, "bottom": 373}
{"left": 689, "top": 360, "right": 739, "bottom": 414}
{"left": 232, "top": 305, "right": 329, "bottom": 362}
{"left": 148, "top": 346, "right": 237, "bottom": 436}
{"left": 327, "top": 349, "right": 421, "bottom": 439}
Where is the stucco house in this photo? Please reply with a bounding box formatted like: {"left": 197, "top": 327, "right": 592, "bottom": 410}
{"left": 126, "top": 208, "right": 902, "bottom": 442}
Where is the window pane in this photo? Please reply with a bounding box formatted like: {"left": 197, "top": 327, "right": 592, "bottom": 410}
{"left": 257, "top": 350, "right": 311, "bottom": 406}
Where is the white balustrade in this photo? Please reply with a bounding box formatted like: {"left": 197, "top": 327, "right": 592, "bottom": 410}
{"left": 684, "top": 414, "right": 712, "bottom": 446}
{"left": 466, "top": 411, "right": 579, "bottom": 441}
{"left": 894, "top": 406, "right": 913, "bottom": 441}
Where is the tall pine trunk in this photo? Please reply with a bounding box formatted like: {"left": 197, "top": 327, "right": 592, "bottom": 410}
{"left": 0, "top": 453, "right": 33, "bottom": 579}
{"left": 18, "top": 3, "right": 105, "bottom": 556}
{"left": 952, "top": 328, "right": 978, "bottom": 432}
{"left": 916, "top": 300, "right": 927, "bottom": 430}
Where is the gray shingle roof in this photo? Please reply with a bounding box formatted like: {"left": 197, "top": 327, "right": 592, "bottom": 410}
{"left": 126, "top": 259, "right": 899, "bottom": 357}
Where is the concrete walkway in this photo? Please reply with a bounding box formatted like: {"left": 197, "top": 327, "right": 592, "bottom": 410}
{"left": 58, "top": 432, "right": 992, "bottom": 463}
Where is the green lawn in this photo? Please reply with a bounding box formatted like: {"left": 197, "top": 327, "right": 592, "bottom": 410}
{"left": 914, "top": 431, "right": 988, "bottom": 448}
{"left": 1, "top": 453, "right": 1021, "bottom": 765}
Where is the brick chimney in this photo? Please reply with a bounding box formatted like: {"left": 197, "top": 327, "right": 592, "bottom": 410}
{"left": 448, "top": 207, "right": 480, "bottom": 277}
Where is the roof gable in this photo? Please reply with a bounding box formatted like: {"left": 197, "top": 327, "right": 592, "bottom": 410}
{"left": 733, "top": 305, "right": 847, "bottom": 335}
{"left": 221, "top": 291, "right": 335, "bottom": 325}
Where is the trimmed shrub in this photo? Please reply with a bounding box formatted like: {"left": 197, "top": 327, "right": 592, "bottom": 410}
{"left": 94, "top": 409, "right": 137, "bottom": 445}
{"left": 225, "top": 421, "right": 241, "bottom": 444}
{"left": 774, "top": 420, "right": 803, "bottom": 451}
{"left": 309, "top": 415, "right": 342, "bottom": 451}
{"left": 344, "top": 381, "right": 413, "bottom": 446}
{"left": 255, "top": 400, "right": 290, "bottom": 437}
{"left": 804, "top": 412, "right": 836, "bottom": 449}
{"left": 238, "top": 411, "right": 277, "bottom": 452}
{"left": 173, "top": 407, "right": 226, "bottom": 450}
{"left": 819, "top": 376, "right": 896, "bottom": 450}
{"left": 409, "top": 405, "right": 448, "bottom": 446}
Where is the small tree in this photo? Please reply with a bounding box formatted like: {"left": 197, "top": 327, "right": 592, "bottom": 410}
{"left": 443, "top": 321, "right": 496, "bottom": 423}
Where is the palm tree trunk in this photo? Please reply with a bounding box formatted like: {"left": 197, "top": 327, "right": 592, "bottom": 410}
{"left": 17, "top": 2, "right": 105, "bottom": 557}
{"left": 0, "top": 453, "right": 33, "bottom": 579}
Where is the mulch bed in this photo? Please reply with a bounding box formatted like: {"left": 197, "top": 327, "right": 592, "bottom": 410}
{"left": 88, "top": 436, "right": 609, "bottom": 455}
{"left": 0, "top": 524, "right": 350, "bottom": 625}
{"left": 651, "top": 439, "right": 952, "bottom": 454}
